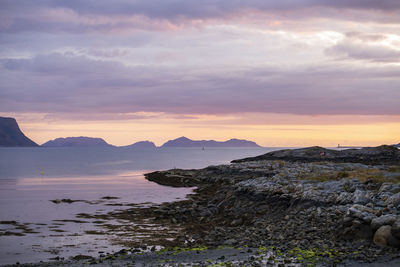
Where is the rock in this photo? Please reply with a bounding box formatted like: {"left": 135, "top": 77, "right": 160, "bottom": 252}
{"left": 391, "top": 219, "right": 400, "bottom": 239}
{"left": 371, "top": 215, "right": 397, "bottom": 231}
{"left": 347, "top": 204, "right": 377, "bottom": 223}
{"left": 386, "top": 192, "right": 400, "bottom": 206}
{"left": 387, "top": 234, "right": 400, "bottom": 248}
{"left": 51, "top": 199, "right": 61, "bottom": 204}
{"left": 379, "top": 183, "right": 400, "bottom": 194}
{"left": 230, "top": 218, "right": 243, "bottom": 226}
{"left": 336, "top": 192, "right": 353, "bottom": 204}
{"left": 362, "top": 214, "right": 376, "bottom": 224}
{"left": 223, "top": 239, "right": 236, "bottom": 246}
{"left": 353, "top": 189, "right": 372, "bottom": 205}
{"left": 373, "top": 225, "right": 392, "bottom": 246}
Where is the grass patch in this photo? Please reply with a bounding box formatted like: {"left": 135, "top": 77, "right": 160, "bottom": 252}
{"left": 300, "top": 168, "right": 400, "bottom": 184}
{"left": 288, "top": 247, "right": 342, "bottom": 265}
{"left": 157, "top": 246, "right": 209, "bottom": 255}
{"left": 388, "top": 166, "right": 400, "bottom": 173}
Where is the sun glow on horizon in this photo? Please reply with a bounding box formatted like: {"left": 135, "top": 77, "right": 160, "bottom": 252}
{"left": 10, "top": 112, "right": 400, "bottom": 147}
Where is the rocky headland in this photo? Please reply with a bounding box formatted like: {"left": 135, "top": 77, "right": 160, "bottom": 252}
{"left": 6, "top": 145, "right": 400, "bottom": 266}
{"left": 142, "top": 145, "right": 400, "bottom": 265}
{"left": 0, "top": 117, "right": 38, "bottom": 147}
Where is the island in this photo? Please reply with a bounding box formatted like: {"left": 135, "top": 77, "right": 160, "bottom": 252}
{"left": 161, "top": 136, "right": 260, "bottom": 148}
{"left": 0, "top": 116, "right": 38, "bottom": 147}
{"left": 42, "top": 136, "right": 113, "bottom": 147}
{"left": 120, "top": 140, "right": 156, "bottom": 149}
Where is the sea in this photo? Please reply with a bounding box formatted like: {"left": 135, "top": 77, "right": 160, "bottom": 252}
{"left": 0, "top": 146, "right": 281, "bottom": 265}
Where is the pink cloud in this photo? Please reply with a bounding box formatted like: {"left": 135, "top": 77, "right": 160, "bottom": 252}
{"left": 1, "top": 53, "right": 399, "bottom": 117}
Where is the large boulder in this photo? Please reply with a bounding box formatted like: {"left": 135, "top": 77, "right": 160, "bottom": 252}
{"left": 373, "top": 225, "right": 392, "bottom": 246}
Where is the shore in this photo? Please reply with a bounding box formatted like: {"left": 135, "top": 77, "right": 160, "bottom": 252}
{"left": 3, "top": 145, "right": 400, "bottom": 266}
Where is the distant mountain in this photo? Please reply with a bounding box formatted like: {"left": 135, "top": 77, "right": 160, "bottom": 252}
{"left": 393, "top": 143, "right": 400, "bottom": 148}
{"left": 121, "top": 141, "right": 156, "bottom": 149}
{"left": 42, "top": 137, "right": 112, "bottom": 147}
{"left": 0, "top": 117, "right": 38, "bottom": 147}
{"left": 161, "top": 136, "right": 260, "bottom": 148}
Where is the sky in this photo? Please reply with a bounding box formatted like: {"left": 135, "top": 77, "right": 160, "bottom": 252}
{"left": 1, "top": 0, "right": 399, "bottom": 147}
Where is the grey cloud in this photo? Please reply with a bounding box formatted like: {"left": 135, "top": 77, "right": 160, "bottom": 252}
{"left": 345, "top": 32, "right": 387, "bottom": 42}
{"left": 326, "top": 34, "right": 400, "bottom": 62}
{"left": 0, "top": 53, "right": 399, "bottom": 116}
{"left": 2, "top": 1, "right": 400, "bottom": 33}
{"left": 26, "top": 1, "right": 400, "bottom": 17}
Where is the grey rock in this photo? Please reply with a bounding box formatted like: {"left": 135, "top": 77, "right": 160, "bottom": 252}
{"left": 386, "top": 192, "right": 400, "bottom": 206}
{"left": 379, "top": 183, "right": 400, "bottom": 194}
{"left": 371, "top": 214, "right": 398, "bottom": 231}
{"left": 353, "top": 189, "right": 372, "bottom": 205}
{"left": 362, "top": 215, "right": 376, "bottom": 224}
{"left": 337, "top": 192, "right": 353, "bottom": 204}
{"left": 347, "top": 204, "right": 376, "bottom": 223}
{"left": 387, "top": 234, "right": 400, "bottom": 248}
{"left": 230, "top": 218, "right": 243, "bottom": 226}
{"left": 223, "top": 239, "right": 236, "bottom": 246}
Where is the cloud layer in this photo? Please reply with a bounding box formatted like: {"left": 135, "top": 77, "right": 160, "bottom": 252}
{"left": 2, "top": 0, "right": 400, "bottom": 33}
{"left": 1, "top": 53, "right": 399, "bottom": 117}
{"left": 1, "top": 0, "right": 400, "bottom": 122}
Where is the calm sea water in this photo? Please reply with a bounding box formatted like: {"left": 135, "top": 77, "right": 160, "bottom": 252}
{"left": 0, "top": 147, "right": 280, "bottom": 265}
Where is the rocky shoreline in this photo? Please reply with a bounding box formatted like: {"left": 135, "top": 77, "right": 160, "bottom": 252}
{"left": 4, "top": 146, "right": 400, "bottom": 266}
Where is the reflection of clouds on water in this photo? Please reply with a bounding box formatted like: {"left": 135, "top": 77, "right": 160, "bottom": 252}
{"left": 0, "top": 172, "right": 195, "bottom": 265}
{"left": 0, "top": 178, "right": 17, "bottom": 189}
{"left": 90, "top": 160, "right": 134, "bottom": 166}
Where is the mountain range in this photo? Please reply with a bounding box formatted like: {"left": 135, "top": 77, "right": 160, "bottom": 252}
{"left": 41, "top": 136, "right": 260, "bottom": 148}
{"left": 1, "top": 116, "right": 261, "bottom": 148}
{"left": 3, "top": 116, "right": 399, "bottom": 149}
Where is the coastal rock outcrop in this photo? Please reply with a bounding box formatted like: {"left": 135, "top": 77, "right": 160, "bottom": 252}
{"left": 232, "top": 145, "right": 400, "bottom": 165}
{"left": 143, "top": 145, "right": 400, "bottom": 262}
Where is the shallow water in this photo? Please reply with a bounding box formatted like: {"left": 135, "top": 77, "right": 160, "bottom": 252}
{"left": 0, "top": 147, "right": 280, "bottom": 265}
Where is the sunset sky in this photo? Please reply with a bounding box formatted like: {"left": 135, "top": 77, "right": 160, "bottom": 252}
{"left": 1, "top": 0, "right": 399, "bottom": 146}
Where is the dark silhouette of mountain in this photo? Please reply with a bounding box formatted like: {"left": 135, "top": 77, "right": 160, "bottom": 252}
{"left": 161, "top": 136, "right": 260, "bottom": 148}
{"left": 0, "top": 117, "right": 38, "bottom": 147}
{"left": 393, "top": 143, "right": 400, "bottom": 148}
{"left": 121, "top": 141, "right": 156, "bottom": 149}
{"left": 42, "top": 136, "right": 113, "bottom": 147}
